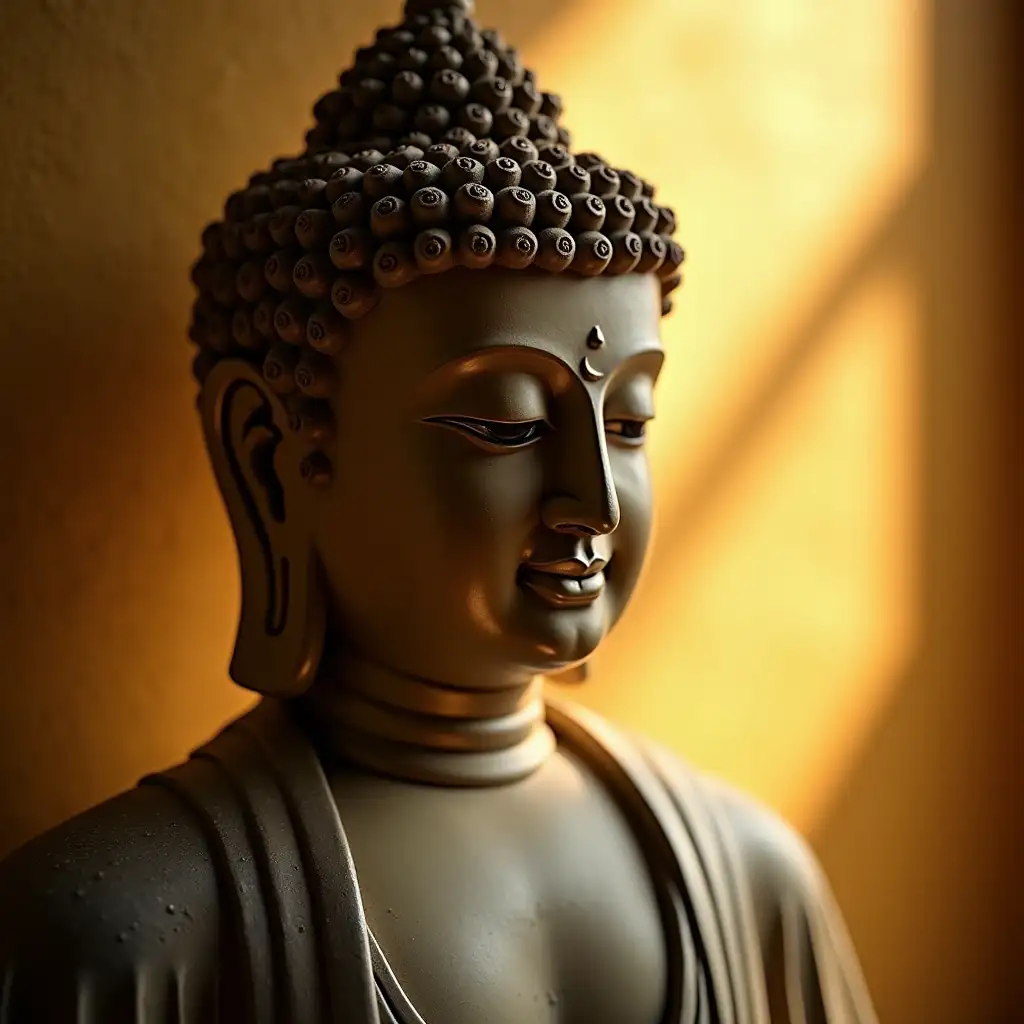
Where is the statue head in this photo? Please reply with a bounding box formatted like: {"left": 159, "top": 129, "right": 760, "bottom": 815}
{"left": 189, "top": 0, "right": 684, "bottom": 698}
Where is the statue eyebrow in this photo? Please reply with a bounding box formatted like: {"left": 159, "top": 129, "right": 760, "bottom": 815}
{"left": 414, "top": 344, "right": 567, "bottom": 399}
{"left": 582, "top": 346, "right": 666, "bottom": 385}
{"left": 419, "top": 341, "right": 663, "bottom": 390}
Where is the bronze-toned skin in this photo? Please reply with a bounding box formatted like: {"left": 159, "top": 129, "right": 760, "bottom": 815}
{"left": 0, "top": 2, "right": 878, "bottom": 1022}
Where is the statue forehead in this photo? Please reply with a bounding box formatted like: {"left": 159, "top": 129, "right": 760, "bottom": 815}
{"left": 346, "top": 269, "right": 663, "bottom": 380}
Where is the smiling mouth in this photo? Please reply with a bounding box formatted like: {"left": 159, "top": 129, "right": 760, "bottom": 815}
{"left": 518, "top": 561, "right": 608, "bottom": 608}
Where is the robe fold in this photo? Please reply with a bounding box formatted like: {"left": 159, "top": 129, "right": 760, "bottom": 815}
{"left": 0, "top": 699, "right": 876, "bottom": 1023}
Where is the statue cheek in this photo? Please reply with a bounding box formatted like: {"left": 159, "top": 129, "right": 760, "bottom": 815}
{"left": 607, "top": 474, "right": 655, "bottom": 596}
{"left": 614, "top": 456, "right": 655, "bottom": 536}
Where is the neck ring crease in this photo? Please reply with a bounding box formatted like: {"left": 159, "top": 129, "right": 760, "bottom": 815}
{"left": 295, "top": 658, "right": 555, "bottom": 787}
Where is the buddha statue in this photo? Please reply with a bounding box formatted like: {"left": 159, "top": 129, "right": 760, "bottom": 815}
{"left": 0, "top": 2, "right": 878, "bottom": 1021}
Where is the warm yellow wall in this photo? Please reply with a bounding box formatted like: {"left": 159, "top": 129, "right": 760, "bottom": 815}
{"left": 0, "top": 1, "right": 1016, "bottom": 1020}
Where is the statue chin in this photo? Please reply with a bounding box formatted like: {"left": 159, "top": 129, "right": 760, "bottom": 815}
{"left": 526, "top": 614, "right": 606, "bottom": 674}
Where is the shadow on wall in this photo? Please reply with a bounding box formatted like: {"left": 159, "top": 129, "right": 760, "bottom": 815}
{"left": 811, "top": 2, "right": 1019, "bottom": 1018}
{"left": 813, "top": 660, "right": 1016, "bottom": 1023}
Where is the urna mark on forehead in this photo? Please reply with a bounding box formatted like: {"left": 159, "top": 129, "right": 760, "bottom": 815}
{"left": 347, "top": 267, "right": 664, "bottom": 392}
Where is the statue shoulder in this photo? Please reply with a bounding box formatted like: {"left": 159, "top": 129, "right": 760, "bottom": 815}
{"left": 0, "top": 781, "right": 220, "bottom": 1022}
{"left": 559, "top": 712, "right": 832, "bottom": 922}
{"left": 638, "top": 736, "right": 828, "bottom": 915}
{"left": 634, "top": 741, "right": 876, "bottom": 1019}
{"left": 637, "top": 738, "right": 878, "bottom": 1021}
{"left": 697, "top": 775, "right": 829, "bottom": 917}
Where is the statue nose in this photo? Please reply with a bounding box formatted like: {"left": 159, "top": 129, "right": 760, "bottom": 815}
{"left": 542, "top": 495, "right": 620, "bottom": 537}
{"left": 541, "top": 434, "right": 621, "bottom": 538}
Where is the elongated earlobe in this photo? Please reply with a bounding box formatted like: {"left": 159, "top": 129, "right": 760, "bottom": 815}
{"left": 199, "top": 358, "right": 326, "bottom": 696}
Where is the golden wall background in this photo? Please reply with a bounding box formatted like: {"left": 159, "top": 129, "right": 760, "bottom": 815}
{"left": 0, "top": 1, "right": 1017, "bottom": 1020}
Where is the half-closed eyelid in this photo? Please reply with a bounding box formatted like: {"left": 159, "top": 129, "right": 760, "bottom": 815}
{"left": 423, "top": 414, "right": 549, "bottom": 448}
{"left": 604, "top": 416, "right": 651, "bottom": 444}
{"left": 423, "top": 414, "right": 549, "bottom": 428}
{"left": 605, "top": 414, "right": 654, "bottom": 426}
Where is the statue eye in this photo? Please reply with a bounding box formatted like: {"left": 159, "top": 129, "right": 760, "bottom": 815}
{"left": 426, "top": 416, "right": 549, "bottom": 449}
{"left": 605, "top": 418, "right": 649, "bottom": 445}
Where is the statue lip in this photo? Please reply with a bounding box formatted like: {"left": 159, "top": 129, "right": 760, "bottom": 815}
{"left": 521, "top": 556, "right": 608, "bottom": 579}
{"left": 518, "top": 558, "right": 608, "bottom": 607}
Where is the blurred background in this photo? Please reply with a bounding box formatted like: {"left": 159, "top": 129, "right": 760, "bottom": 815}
{"left": 0, "top": 0, "right": 1017, "bottom": 1019}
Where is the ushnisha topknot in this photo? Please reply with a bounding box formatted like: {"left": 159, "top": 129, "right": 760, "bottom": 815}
{"left": 188, "top": 0, "right": 684, "bottom": 458}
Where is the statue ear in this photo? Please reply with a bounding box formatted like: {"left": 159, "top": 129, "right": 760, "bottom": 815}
{"left": 199, "top": 358, "right": 325, "bottom": 697}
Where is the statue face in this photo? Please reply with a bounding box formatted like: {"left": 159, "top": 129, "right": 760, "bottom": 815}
{"left": 310, "top": 268, "right": 664, "bottom": 689}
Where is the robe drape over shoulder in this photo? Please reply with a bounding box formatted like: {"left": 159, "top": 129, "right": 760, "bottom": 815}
{"left": 0, "top": 700, "right": 877, "bottom": 1023}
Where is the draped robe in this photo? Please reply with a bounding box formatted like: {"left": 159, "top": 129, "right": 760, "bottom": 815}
{"left": 0, "top": 699, "right": 876, "bottom": 1023}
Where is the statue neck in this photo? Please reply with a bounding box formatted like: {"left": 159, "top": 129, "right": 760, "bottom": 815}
{"left": 296, "top": 653, "right": 555, "bottom": 787}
